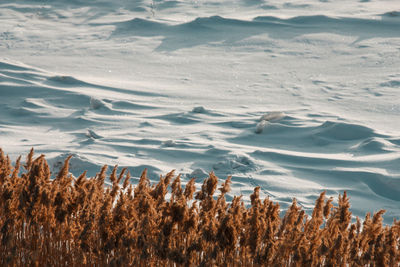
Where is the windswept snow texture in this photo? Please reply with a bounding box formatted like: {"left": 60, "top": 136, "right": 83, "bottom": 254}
{"left": 1, "top": 0, "right": 400, "bottom": 222}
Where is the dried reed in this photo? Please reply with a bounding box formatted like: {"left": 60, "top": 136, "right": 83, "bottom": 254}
{"left": 0, "top": 148, "right": 398, "bottom": 266}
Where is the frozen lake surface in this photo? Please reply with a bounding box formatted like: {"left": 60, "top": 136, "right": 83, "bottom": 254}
{"left": 1, "top": 0, "right": 399, "bottom": 223}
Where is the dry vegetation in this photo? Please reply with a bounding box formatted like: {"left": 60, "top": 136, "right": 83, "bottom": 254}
{"left": 0, "top": 148, "right": 399, "bottom": 266}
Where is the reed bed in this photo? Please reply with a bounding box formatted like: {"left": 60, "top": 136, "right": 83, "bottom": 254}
{"left": 0, "top": 148, "right": 399, "bottom": 266}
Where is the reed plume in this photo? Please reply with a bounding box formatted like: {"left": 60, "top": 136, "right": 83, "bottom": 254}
{"left": 0, "top": 148, "right": 398, "bottom": 266}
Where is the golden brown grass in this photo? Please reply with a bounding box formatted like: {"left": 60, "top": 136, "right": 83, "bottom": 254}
{"left": 0, "top": 148, "right": 399, "bottom": 266}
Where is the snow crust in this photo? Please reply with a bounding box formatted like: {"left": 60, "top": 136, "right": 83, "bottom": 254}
{"left": 1, "top": 0, "right": 399, "bottom": 223}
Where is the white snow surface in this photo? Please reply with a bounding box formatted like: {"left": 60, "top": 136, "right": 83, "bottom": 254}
{"left": 1, "top": 0, "right": 400, "bottom": 223}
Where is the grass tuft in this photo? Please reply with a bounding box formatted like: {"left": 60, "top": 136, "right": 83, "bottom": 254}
{"left": 0, "top": 148, "right": 398, "bottom": 266}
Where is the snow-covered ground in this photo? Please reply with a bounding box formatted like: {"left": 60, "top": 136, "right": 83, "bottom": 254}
{"left": 1, "top": 0, "right": 399, "bottom": 223}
